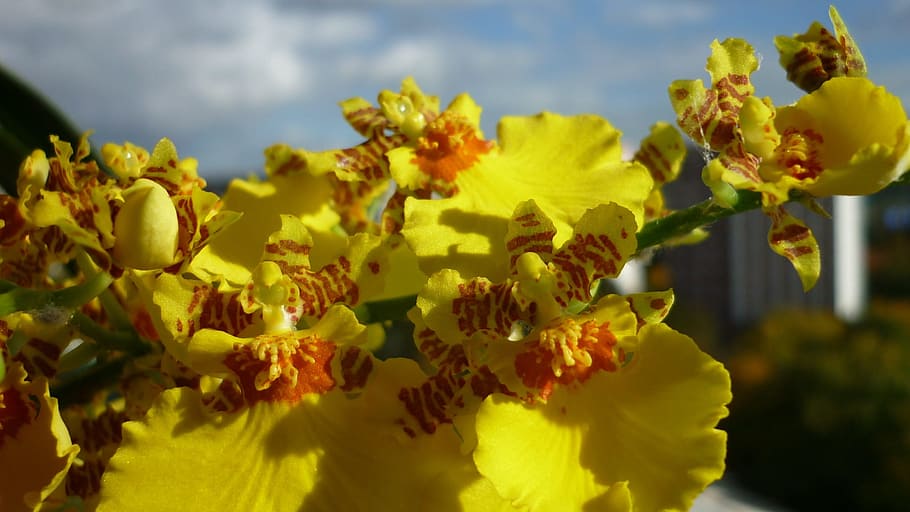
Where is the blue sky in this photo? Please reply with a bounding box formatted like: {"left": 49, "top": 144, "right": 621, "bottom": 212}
{"left": 1, "top": 0, "right": 908, "bottom": 181}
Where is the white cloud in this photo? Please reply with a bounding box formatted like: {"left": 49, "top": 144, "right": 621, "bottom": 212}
{"left": 3, "top": 0, "right": 905, "bottom": 180}
{"left": 608, "top": 0, "right": 715, "bottom": 28}
{"left": 337, "top": 39, "right": 448, "bottom": 86}
{"left": 0, "top": 1, "right": 377, "bottom": 132}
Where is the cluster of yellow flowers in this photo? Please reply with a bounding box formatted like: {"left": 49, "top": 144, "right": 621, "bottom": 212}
{"left": 1, "top": 7, "right": 907, "bottom": 511}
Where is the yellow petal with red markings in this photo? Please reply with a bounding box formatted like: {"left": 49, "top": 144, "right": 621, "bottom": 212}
{"left": 766, "top": 206, "right": 821, "bottom": 291}
{"left": 417, "top": 269, "right": 522, "bottom": 350}
{"left": 624, "top": 289, "right": 675, "bottom": 328}
{"left": 139, "top": 138, "right": 206, "bottom": 196}
{"left": 148, "top": 272, "right": 262, "bottom": 363}
{"left": 505, "top": 199, "right": 557, "bottom": 273}
{"left": 670, "top": 38, "right": 758, "bottom": 150}
{"left": 274, "top": 228, "right": 389, "bottom": 318}
{"left": 548, "top": 202, "right": 637, "bottom": 307}
{"left": 633, "top": 121, "right": 686, "bottom": 187}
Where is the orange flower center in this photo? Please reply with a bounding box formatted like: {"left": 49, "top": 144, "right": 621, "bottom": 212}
{"left": 222, "top": 333, "right": 336, "bottom": 404}
{"left": 775, "top": 127, "right": 824, "bottom": 180}
{"left": 514, "top": 318, "right": 622, "bottom": 401}
{"left": 411, "top": 112, "right": 494, "bottom": 190}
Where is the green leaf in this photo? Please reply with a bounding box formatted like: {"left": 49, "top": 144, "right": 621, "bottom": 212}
{"left": 0, "top": 62, "right": 109, "bottom": 195}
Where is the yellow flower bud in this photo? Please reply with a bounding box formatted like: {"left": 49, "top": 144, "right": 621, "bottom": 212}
{"left": 102, "top": 142, "right": 149, "bottom": 181}
{"left": 774, "top": 6, "right": 866, "bottom": 93}
{"left": 379, "top": 90, "right": 427, "bottom": 140}
{"left": 113, "top": 178, "right": 179, "bottom": 269}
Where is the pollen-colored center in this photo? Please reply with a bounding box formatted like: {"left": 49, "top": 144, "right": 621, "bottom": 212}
{"left": 412, "top": 112, "right": 494, "bottom": 186}
{"left": 514, "top": 318, "right": 621, "bottom": 400}
{"left": 775, "top": 127, "right": 824, "bottom": 181}
{"left": 223, "top": 333, "right": 336, "bottom": 404}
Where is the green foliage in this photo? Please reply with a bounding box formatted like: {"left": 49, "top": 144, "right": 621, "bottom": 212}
{"left": 725, "top": 304, "right": 910, "bottom": 511}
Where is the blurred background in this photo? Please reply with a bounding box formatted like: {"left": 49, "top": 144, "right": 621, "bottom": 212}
{"left": 3, "top": 1, "right": 910, "bottom": 510}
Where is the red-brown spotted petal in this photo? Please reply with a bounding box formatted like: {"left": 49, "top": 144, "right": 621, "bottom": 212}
{"left": 670, "top": 38, "right": 759, "bottom": 150}
{"left": 505, "top": 200, "right": 557, "bottom": 274}
{"left": 550, "top": 203, "right": 637, "bottom": 305}
{"left": 766, "top": 206, "right": 821, "bottom": 291}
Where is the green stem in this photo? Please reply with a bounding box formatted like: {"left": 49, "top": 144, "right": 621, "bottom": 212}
{"left": 69, "top": 311, "right": 149, "bottom": 354}
{"left": 52, "top": 272, "right": 115, "bottom": 308}
{"left": 635, "top": 189, "right": 763, "bottom": 253}
{"left": 75, "top": 252, "right": 133, "bottom": 330}
{"left": 0, "top": 272, "right": 113, "bottom": 317}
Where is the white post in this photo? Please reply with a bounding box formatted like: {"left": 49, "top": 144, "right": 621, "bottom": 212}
{"left": 833, "top": 195, "right": 866, "bottom": 321}
{"left": 614, "top": 259, "right": 647, "bottom": 295}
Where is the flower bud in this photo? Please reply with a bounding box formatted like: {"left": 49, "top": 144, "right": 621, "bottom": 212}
{"left": 102, "top": 142, "right": 149, "bottom": 181}
{"left": 379, "top": 90, "right": 427, "bottom": 140}
{"left": 774, "top": 6, "right": 865, "bottom": 93}
{"left": 113, "top": 178, "right": 179, "bottom": 269}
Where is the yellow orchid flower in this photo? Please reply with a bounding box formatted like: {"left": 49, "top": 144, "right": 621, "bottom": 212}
{"left": 417, "top": 200, "right": 637, "bottom": 358}
{"left": 15, "top": 135, "right": 118, "bottom": 271}
{"left": 404, "top": 200, "right": 729, "bottom": 510}
{"left": 109, "top": 138, "right": 241, "bottom": 273}
{"left": 6, "top": 135, "right": 238, "bottom": 276}
{"left": 401, "top": 112, "right": 652, "bottom": 281}
{"left": 775, "top": 6, "right": 866, "bottom": 93}
{"left": 146, "top": 215, "right": 388, "bottom": 364}
{"left": 741, "top": 77, "right": 910, "bottom": 202}
{"left": 248, "top": 77, "right": 434, "bottom": 237}
{"left": 0, "top": 361, "right": 79, "bottom": 512}
{"left": 473, "top": 322, "right": 730, "bottom": 512}
{"left": 95, "top": 305, "right": 501, "bottom": 511}
{"left": 670, "top": 38, "right": 829, "bottom": 290}
{"left": 392, "top": 200, "right": 637, "bottom": 437}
